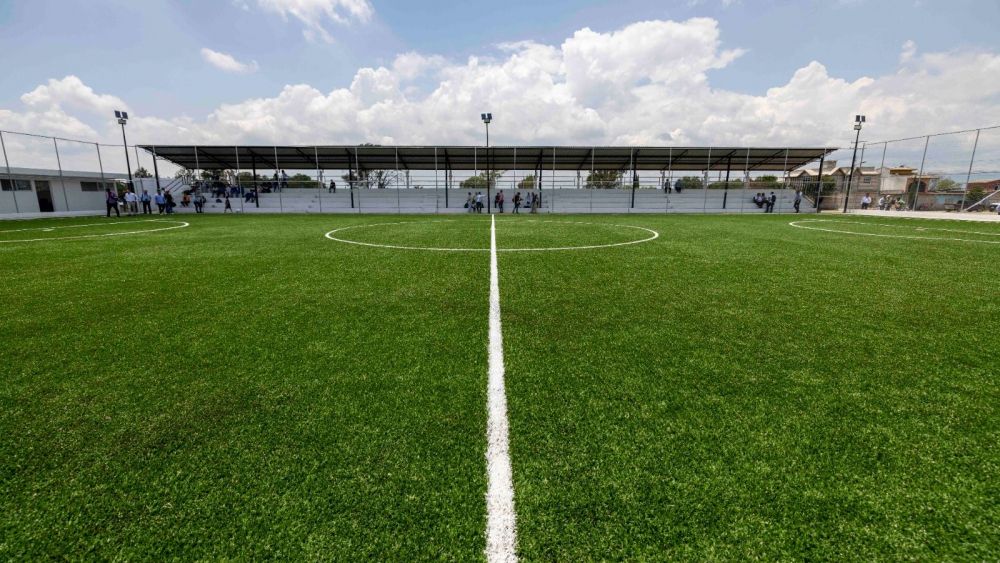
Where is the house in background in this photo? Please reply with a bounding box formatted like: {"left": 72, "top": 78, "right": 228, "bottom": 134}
{"left": 786, "top": 162, "right": 951, "bottom": 210}
{"left": 967, "top": 179, "right": 1000, "bottom": 192}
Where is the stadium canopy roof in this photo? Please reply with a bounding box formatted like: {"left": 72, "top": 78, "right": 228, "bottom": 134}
{"left": 140, "top": 145, "right": 836, "bottom": 172}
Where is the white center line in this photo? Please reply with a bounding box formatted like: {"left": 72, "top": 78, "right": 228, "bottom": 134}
{"left": 486, "top": 214, "right": 517, "bottom": 562}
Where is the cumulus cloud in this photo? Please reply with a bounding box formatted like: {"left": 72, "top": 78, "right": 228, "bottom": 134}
{"left": 3, "top": 18, "right": 1000, "bottom": 162}
{"left": 201, "top": 48, "right": 259, "bottom": 74}
{"left": 20, "top": 75, "right": 127, "bottom": 117}
{"left": 253, "top": 0, "right": 374, "bottom": 42}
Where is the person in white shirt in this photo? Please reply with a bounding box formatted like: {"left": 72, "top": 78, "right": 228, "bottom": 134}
{"left": 860, "top": 193, "right": 872, "bottom": 210}
{"left": 124, "top": 189, "right": 139, "bottom": 215}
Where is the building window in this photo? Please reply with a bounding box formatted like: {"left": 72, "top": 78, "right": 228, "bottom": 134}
{"left": 1, "top": 179, "right": 32, "bottom": 191}
{"left": 862, "top": 177, "right": 872, "bottom": 184}
{"left": 80, "top": 181, "right": 114, "bottom": 192}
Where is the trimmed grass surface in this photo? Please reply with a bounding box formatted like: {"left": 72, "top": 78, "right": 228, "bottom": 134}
{"left": 1, "top": 213, "right": 998, "bottom": 559}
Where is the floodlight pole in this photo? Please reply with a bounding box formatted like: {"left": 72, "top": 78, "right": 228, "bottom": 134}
{"left": 118, "top": 115, "right": 134, "bottom": 190}
{"left": 482, "top": 112, "right": 492, "bottom": 213}
{"left": 485, "top": 121, "right": 491, "bottom": 213}
{"left": 843, "top": 115, "right": 864, "bottom": 213}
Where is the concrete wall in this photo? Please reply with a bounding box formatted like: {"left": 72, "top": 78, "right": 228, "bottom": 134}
{"left": 0, "top": 186, "right": 36, "bottom": 214}
{"left": 0, "top": 176, "right": 107, "bottom": 214}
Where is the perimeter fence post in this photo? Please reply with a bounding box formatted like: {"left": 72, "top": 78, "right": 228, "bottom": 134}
{"left": 0, "top": 131, "right": 19, "bottom": 213}
{"left": 273, "top": 146, "right": 283, "bottom": 213}
{"left": 960, "top": 129, "right": 981, "bottom": 211}
{"left": 53, "top": 137, "right": 70, "bottom": 211}
{"left": 235, "top": 146, "right": 245, "bottom": 214}
{"left": 96, "top": 143, "right": 107, "bottom": 199}
{"left": 252, "top": 155, "right": 259, "bottom": 208}
{"left": 152, "top": 145, "right": 162, "bottom": 193}
{"left": 815, "top": 154, "right": 825, "bottom": 212}
{"left": 193, "top": 145, "right": 201, "bottom": 212}
{"left": 702, "top": 147, "right": 712, "bottom": 213}
{"left": 354, "top": 146, "right": 362, "bottom": 213}
{"left": 739, "top": 148, "right": 749, "bottom": 213}
{"left": 551, "top": 146, "right": 556, "bottom": 213}
{"left": 315, "top": 146, "right": 322, "bottom": 213}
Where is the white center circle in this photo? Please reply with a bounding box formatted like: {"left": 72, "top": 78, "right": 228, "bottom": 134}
{"left": 0, "top": 219, "right": 190, "bottom": 243}
{"left": 324, "top": 219, "right": 659, "bottom": 252}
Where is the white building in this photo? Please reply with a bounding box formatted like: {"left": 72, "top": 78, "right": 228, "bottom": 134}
{"left": 1, "top": 167, "right": 130, "bottom": 214}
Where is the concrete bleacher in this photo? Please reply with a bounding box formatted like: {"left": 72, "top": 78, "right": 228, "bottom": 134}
{"left": 166, "top": 188, "right": 815, "bottom": 214}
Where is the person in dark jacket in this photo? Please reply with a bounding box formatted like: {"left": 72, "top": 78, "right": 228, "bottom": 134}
{"left": 105, "top": 189, "right": 119, "bottom": 217}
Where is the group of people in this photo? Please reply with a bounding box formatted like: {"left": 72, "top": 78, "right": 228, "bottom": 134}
{"left": 750, "top": 191, "right": 805, "bottom": 213}
{"left": 465, "top": 190, "right": 541, "bottom": 214}
{"left": 259, "top": 170, "right": 289, "bottom": 193}
{"left": 105, "top": 186, "right": 239, "bottom": 216}
{"left": 875, "top": 194, "right": 907, "bottom": 211}
{"left": 105, "top": 188, "right": 177, "bottom": 217}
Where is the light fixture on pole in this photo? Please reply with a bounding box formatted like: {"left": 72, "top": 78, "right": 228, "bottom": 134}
{"left": 481, "top": 112, "right": 492, "bottom": 213}
{"left": 843, "top": 114, "right": 865, "bottom": 213}
{"left": 115, "top": 110, "right": 134, "bottom": 191}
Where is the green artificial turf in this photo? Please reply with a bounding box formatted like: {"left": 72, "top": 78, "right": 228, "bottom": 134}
{"left": 1, "top": 212, "right": 997, "bottom": 559}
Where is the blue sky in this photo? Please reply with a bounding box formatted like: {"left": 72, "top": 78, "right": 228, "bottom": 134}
{"left": 0, "top": 0, "right": 998, "bottom": 150}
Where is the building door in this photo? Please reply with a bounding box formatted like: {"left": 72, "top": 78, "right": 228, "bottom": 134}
{"left": 35, "top": 180, "right": 54, "bottom": 212}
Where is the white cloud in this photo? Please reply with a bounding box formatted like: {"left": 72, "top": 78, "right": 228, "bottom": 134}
{"left": 391, "top": 52, "right": 447, "bottom": 81}
{"left": 3, "top": 18, "right": 999, "bottom": 170}
{"left": 201, "top": 48, "right": 259, "bottom": 74}
{"left": 253, "top": 0, "right": 373, "bottom": 42}
{"left": 20, "top": 75, "right": 127, "bottom": 117}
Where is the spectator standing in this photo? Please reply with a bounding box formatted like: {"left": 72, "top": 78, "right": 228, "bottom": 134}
{"left": 794, "top": 190, "right": 802, "bottom": 213}
{"left": 531, "top": 191, "right": 540, "bottom": 214}
{"left": 329, "top": 180, "right": 336, "bottom": 193}
{"left": 861, "top": 193, "right": 872, "bottom": 210}
{"left": 105, "top": 188, "right": 120, "bottom": 217}
{"left": 154, "top": 190, "right": 166, "bottom": 214}
{"left": 466, "top": 192, "right": 474, "bottom": 213}
{"left": 140, "top": 190, "right": 152, "bottom": 214}
{"left": 165, "top": 192, "right": 175, "bottom": 213}
{"left": 280, "top": 170, "right": 289, "bottom": 191}
{"left": 766, "top": 191, "right": 777, "bottom": 213}
{"left": 475, "top": 192, "right": 484, "bottom": 213}
{"left": 124, "top": 189, "right": 138, "bottom": 216}
{"left": 224, "top": 195, "right": 233, "bottom": 213}
{"left": 513, "top": 191, "right": 522, "bottom": 213}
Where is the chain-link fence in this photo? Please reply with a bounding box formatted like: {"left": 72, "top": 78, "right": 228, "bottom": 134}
{"left": 4, "top": 127, "right": 998, "bottom": 216}
{"left": 830, "top": 126, "right": 1000, "bottom": 216}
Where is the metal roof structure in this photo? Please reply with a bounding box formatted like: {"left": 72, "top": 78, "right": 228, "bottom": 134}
{"left": 141, "top": 145, "right": 835, "bottom": 172}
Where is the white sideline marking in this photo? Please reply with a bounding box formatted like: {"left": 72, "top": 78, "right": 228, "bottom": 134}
{"left": 0, "top": 220, "right": 189, "bottom": 243}
{"left": 486, "top": 214, "right": 517, "bottom": 562}
{"left": 789, "top": 219, "right": 1000, "bottom": 244}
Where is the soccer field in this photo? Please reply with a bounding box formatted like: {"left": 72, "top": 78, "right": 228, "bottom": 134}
{"left": 1, "top": 213, "right": 997, "bottom": 559}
